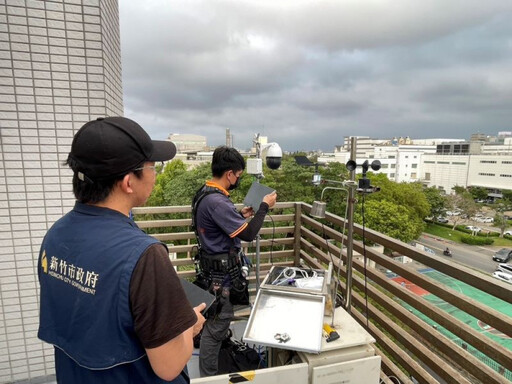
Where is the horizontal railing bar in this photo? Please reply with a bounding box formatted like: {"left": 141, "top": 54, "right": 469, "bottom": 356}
{"left": 133, "top": 202, "right": 296, "bottom": 215}
{"left": 136, "top": 214, "right": 295, "bottom": 229}
{"left": 166, "top": 237, "right": 296, "bottom": 254}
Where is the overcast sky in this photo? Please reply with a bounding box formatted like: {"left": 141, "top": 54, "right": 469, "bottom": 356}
{"left": 118, "top": 0, "right": 512, "bottom": 151}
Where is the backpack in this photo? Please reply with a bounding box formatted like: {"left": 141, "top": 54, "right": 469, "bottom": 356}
{"left": 217, "top": 336, "right": 263, "bottom": 374}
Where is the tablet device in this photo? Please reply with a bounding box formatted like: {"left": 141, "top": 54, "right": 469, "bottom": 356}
{"left": 244, "top": 182, "right": 275, "bottom": 208}
{"left": 180, "top": 277, "right": 215, "bottom": 314}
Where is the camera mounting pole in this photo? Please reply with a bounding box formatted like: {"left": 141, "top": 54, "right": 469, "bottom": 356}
{"left": 247, "top": 133, "right": 283, "bottom": 292}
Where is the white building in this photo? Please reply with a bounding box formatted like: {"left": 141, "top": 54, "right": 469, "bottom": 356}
{"left": 320, "top": 134, "right": 512, "bottom": 196}
{"left": 319, "top": 139, "right": 436, "bottom": 183}
{"left": 422, "top": 154, "right": 512, "bottom": 194}
{"left": 167, "top": 133, "right": 207, "bottom": 153}
{"left": 0, "top": 1, "right": 123, "bottom": 382}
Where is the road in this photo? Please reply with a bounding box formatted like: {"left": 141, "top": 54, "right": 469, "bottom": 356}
{"left": 417, "top": 234, "right": 498, "bottom": 274}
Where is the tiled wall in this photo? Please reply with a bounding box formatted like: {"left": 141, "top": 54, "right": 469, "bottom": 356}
{"left": 0, "top": 0, "right": 123, "bottom": 382}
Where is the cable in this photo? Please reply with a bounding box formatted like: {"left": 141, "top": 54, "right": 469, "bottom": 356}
{"left": 333, "top": 192, "right": 350, "bottom": 312}
{"left": 361, "top": 192, "right": 369, "bottom": 328}
{"left": 321, "top": 222, "right": 337, "bottom": 280}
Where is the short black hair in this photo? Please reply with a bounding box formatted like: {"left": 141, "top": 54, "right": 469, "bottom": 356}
{"left": 211, "top": 146, "right": 245, "bottom": 178}
{"left": 66, "top": 157, "right": 143, "bottom": 204}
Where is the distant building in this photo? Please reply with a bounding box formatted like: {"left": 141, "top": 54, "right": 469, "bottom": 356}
{"left": 320, "top": 133, "right": 512, "bottom": 196}
{"left": 320, "top": 137, "right": 437, "bottom": 183}
{"left": 167, "top": 133, "right": 207, "bottom": 153}
{"left": 422, "top": 153, "right": 512, "bottom": 195}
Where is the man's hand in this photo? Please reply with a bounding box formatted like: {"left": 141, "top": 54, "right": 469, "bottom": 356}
{"left": 240, "top": 206, "right": 254, "bottom": 218}
{"left": 263, "top": 191, "right": 277, "bottom": 208}
{"left": 192, "top": 303, "right": 207, "bottom": 337}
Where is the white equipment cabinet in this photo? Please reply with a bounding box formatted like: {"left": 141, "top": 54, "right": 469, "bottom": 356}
{"left": 298, "top": 308, "right": 381, "bottom": 384}
{"left": 191, "top": 265, "right": 381, "bottom": 384}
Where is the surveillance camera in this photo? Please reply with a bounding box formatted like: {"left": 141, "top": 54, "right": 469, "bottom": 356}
{"left": 266, "top": 157, "right": 282, "bottom": 170}
{"left": 265, "top": 144, "right": 282, "bottom": 170}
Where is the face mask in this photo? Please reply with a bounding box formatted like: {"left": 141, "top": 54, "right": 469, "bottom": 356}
{"left": 228, "top": 173, "right": 241, "bottom": 190}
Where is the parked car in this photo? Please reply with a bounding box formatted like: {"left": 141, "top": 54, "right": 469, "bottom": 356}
{"left": 481, "top": 217, "right": 494, "bottom": 223}
{"left": 492, "top": 248, "right": 512, "bottom": 263}
{"left": 492, "top": 271, "right": 512, "bottom": 284}
{"left": 504, "top": 230, "right": 512, "bottom": 236}
{"left": 436, "top": 217, "right": 449, "bottom": 223}
{"left": 496, "top": 263, "right": 512, "bottom": 274}
{"left": 465, "top": 226, "right": 482, "bottom": 233}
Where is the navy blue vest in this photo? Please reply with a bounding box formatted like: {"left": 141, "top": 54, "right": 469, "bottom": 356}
{"left": 38, "top": 203, "right": 188, "bottom": 383}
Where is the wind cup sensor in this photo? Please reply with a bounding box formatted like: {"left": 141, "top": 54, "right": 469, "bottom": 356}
{"left": 346, "top": 159, "right": 381, "bottom": 194}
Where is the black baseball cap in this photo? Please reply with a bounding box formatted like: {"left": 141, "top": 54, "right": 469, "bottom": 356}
{"left": 68, "top": 117, "right": 176, "bottom": 183}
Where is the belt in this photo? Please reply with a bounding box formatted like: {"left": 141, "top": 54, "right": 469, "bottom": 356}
{"left": 199, "top": 251, "right": 240, "bottom": 274}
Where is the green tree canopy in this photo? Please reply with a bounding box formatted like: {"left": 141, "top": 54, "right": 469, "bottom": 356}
{"left": 354, "top": 199, "right": 423, "bottom": 243}
{"left": 469, "top": 186, "right": 488, "bottom": 201}
{"left": 423, "top": 187, "right": 447, "bottom": 218}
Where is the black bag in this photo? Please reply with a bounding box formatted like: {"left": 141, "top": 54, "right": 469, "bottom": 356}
{"left": 217, "top": 337, "right": 262, "bottom": 374}
{"left": 229, "top": 275, "right": 249, "bottom": 306}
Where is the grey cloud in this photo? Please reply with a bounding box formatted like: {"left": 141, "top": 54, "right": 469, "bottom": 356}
{"left": 119, "top": 0, "right": 512, "bottom": 150}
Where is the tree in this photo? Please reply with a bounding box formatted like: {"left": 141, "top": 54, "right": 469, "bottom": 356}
{"left": 502, "top": 189, "right": 512, "bottom": 208}
{"left": 445, "top": 192, "right": 478, "bottom": 230}
{"left": 423, "top": 187, "right": 447, "bottom": 218}
{"left": 145, "top": 159, "right": 188, "bottom": 207}
{"left": 452, "top": 185, "right": 466, "bottom": 195}
{"left": 353, "top": 199, "right": 423, "bottom": 243}
{"left": 469, "top": 186, "right": 487, "bottom": 201}
{"left": 493, "top": 212, "right": 509, "bottom": 238}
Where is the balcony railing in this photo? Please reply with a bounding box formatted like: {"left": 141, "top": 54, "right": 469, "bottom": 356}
{"left": 132, "top": 202, "right": 512, "bottom": 384}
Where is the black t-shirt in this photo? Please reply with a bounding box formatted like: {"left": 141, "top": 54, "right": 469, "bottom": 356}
{"left": 130, "top": 243, "right": 197, "bottom": 349}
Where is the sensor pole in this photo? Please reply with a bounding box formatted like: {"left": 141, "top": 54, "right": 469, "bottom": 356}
{"left": 345, "top": 137, "right": 357, "bottom": 313}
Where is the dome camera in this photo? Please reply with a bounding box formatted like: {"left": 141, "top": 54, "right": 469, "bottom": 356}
{"left": 265, "top": 144, "right": 282, "bottom": 170}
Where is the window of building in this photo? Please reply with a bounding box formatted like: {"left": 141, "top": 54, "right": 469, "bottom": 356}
{"left": 478, "top": 173, "right": 495, "bottom": 176}
{"left": 452, "top": 162, "right": 466, "bottom": 165}
{"left": 500, "top": 174, "right": 512, "bottom": 178}
{"left": 424, "top": 161, "right": 435, "bottom": 164}
{"left": 411, "top": 164, "right": 417, "bottom": 168}
{"left": 390, "top": 173, "right": 395, "bottom": 178}
{"left": 381, "top": 164, "right": 388, "bottom": 168}
{"left": 438, "top": 161, "right": 449, "bottom": 164}
{"left": 480, "top": 160, "right": 497, "bottom": 164}
{"left": 411, "top": 173, "right": 417, "bottom": 178}
{"left": 391, "top": 164, "right": 396, "bottom": 168}
{"left": 425, "top": 172, "right": 430, "bottom": 180}
{"left": 502, "top": 161, "right": 512, "bottom": 164}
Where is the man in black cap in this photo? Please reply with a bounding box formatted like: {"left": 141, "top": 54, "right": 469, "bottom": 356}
{"left": 37, "top": 117, "right": 205, "bottom": 383}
